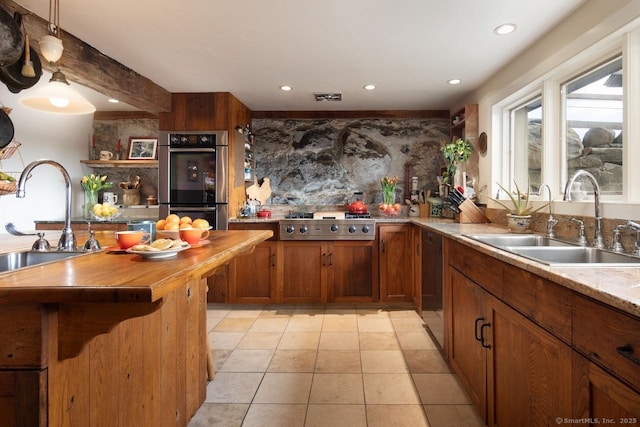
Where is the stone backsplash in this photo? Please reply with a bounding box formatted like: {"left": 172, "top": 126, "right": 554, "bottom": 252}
{"left": 251, "top": 117, "right": 452, "bottom": 206}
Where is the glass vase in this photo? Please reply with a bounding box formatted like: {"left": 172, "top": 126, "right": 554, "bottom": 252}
{"left": 382, "top": 185, "right": 396, "bottom": 205}
{"left": 84, "top": 190, "right": 98, "bottom": 219}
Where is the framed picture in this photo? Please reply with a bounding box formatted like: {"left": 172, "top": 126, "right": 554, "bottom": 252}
{"left": 128, "top": 138, "right": 158, "bottom": 160}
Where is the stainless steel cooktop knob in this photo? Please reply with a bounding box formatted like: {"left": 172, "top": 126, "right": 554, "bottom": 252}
{"left": 362, "top": 225, "right": 370, "bottom": 234}
{"left": 300, "top": 225, "right": 308, "bottom": 234}
{"left": 330, "top": 224, "right": 339, "bottom": 232}
{"left": 348, "top": 225, "right": 356, "bottom": 233}
{"left": 286, "top": 225, "right": 295, "bottom": 234}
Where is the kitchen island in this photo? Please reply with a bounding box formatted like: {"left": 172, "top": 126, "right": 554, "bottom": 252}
{"left": 0, "top": 229, "right": 272, "bottom": 426}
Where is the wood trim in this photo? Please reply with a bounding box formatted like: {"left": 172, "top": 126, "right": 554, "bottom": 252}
{"left": 252, "top": 110, "right": 449, "bottom": 119}
{"left": 0, "top": 0, "right": 171, "bottom": 114}
{"left": 94, "top": 111, "right": 159, "bottom": 121}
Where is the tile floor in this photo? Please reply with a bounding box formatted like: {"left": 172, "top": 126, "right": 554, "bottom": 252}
{"left": 189, "top": 304, "right": 485, "bottom": 427}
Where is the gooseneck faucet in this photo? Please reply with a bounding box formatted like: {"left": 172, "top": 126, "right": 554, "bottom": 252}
{"left": 17, "top": 160, "right": 77, "bottom": 251}
{"left": 563, "top": 170, "right": 604, "bottom": 249}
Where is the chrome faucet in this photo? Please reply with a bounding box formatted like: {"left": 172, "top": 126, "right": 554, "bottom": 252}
{"left": 628, "top": 220, "right": 640, "bottom": 256}
{"left": 570, "top": 218, "right": 588, "bottom": 246}
{"left": 17, "top": 160, "right": 77, "bottom": 251}
{"left": 563, "top": 170, "right": 604, "bottom": 249}
{"left": 541, "top": 184, "right": 557, "bottom": 238}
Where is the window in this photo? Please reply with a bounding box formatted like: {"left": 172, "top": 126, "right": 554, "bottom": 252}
{"left": 562, "top": 56, "right": 623, "bottom": 195}
{"left": 509, "top": 96, "right": 542, "bottom": 192}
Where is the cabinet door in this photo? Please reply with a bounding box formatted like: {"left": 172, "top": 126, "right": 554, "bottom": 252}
{"left": 230, "top": 241, "right": 277, "bottom": 304}
{"left": 448, "top": 268, "right": 488, "bottom": 422}
{"left": 0, "top": 370, "right": 47, "bottom": 426}
{"left": 489, "top": 297, "right": 573, "bottom": 426}
{"left": 573, "top": 352, "right": 640, "bottom": 419}
{"left": 379, "top": 224, "right": 412, "bottom": 302}
{"left": 329, "top": 241, "right": 377, "bottom": 302}
{"left": 279, "top": 241, "right": 326, "bottom": 303}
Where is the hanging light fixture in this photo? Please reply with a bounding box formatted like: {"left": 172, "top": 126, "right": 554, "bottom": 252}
{"left": 19, "top": 0, "right": 95, "bottom": 114}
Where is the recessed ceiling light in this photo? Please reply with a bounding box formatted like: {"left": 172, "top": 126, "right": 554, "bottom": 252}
{"left": 107, "top": 98, "right": 119, "bottom": 103}
{"left": 363, "top": 84, "right": 376, "bottom": 90}
{"left": 447, "top": 79, "right": 461, "bottom": 85}
{"left": 280, "top": 85, "right": 292, "bottom": 91}
{"left": 494, "top": 23, "right": 517, "bottom": 35}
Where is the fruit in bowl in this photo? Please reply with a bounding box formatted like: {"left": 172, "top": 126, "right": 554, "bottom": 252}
{"left": 157, "top": 215, "right": 210, "bottom": 238}
{"left": 90, "top": 203, "right": 122, "bottom": 221}
{"left": 378, "top": 203, "right": 402, "bottom": 217}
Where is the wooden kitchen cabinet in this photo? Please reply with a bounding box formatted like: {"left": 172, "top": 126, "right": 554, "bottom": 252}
{"left": 420, "top": 228, "right": 443, "bottom": 310}
{"left": 277, "top": 239, "right": 377, "bottom": 304}
{"left": 229, "top": 241, "right": 277, "bottom": 304}
{"left": 446, "top": 239, "right": 574, "bottom": 425}
{"left": 378, "top": 224, "right": 413, "bottom": 302}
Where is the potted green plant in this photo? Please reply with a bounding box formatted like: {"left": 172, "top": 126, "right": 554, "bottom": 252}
{"left": 441, "top": 138, "right": 474, "bottom": 189}
{"left": 492, "top": 180, "right": 549, "bottom": 233}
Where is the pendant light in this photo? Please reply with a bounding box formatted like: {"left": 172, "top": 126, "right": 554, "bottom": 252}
{"left": 19, "top": 0, "right": 95, "bottom": 114}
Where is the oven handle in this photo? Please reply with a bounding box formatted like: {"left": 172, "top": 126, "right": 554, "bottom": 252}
{"left": 167, "top": 147, "right": 216, "bottom": 153}
{"left": 169, "top": 206, "right": 217, "bottom": 212}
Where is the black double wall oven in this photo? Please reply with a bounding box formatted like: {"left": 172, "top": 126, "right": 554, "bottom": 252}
{"left": 158, "top": 131, "right": 229, "bottom": 230}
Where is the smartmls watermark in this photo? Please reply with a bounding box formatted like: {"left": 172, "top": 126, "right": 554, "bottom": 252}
{"left": 555, "top": 418, "right": 638, "bottom": 424}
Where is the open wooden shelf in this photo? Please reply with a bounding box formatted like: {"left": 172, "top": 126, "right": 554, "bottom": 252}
{"left": 81, "top": 160, "right": 158, "bottom": 168}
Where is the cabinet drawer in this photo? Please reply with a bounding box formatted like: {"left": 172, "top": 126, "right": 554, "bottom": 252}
{"left": 573, "top": 294, "right": 640, "bottom": 391}
{"left": 447, "top": 239, "right": 503, "bottom": 297}
{"left": 229, "top": 222, "right": 279, "bottom": 240}
{"left": 502, "top": 264, "right": 572, "bottom": 342}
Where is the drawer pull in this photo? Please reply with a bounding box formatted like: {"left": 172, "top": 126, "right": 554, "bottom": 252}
{"left": 617, "top": 344, "right": 640, "bottom": 365}
{"left": 474, "top": 317, "right": 484, "bottom": 342}
{"left": 480, "top": 323, "right": 491, "bottom": 349}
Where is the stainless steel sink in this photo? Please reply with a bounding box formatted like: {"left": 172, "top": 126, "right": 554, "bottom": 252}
{"left": 505, "top": 246, "right": 640, "bottom": 266}
{"left": 464, "top": 233, "right": 640, "bottom": 266}
{"left": 0, "top": 250, "right": 87, "bottom": 274}
{"left": 464, "top": 234, "right": 577, "bottom": 248}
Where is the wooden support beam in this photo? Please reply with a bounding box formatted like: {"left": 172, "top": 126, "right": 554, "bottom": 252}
{"left": 0, "top": 0, "right": 171, "bottom": 114}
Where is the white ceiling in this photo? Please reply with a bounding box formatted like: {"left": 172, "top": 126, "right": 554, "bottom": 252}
{"left": 16, "top": 0, "right": 585, "bottom": 112}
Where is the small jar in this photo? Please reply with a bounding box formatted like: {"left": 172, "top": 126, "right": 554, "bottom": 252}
{"left": 146, "top": 195, "right": 157, "bottom": 205}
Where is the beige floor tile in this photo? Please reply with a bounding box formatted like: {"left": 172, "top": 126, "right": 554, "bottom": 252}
{"left": 213, "top": 317, "right": 256, "bottom": 332}
{"left": 309, "top": 373, "right": 365, "bottom": 404}
{"left": 403, "top": 350, "right": 450, "bottom": 373}
{"left": 206, "top": 304, "right": 232, "bottom": 317}
{"left": 205, "top": 316, "right": 223, "bottom": 332}
{"left": 259, "top": 307, "right": 295, "bottom": 318}
{"left": 293, "top": 307, "right": 326, "bottom": 316}
{"left": 361, "top": 350, "right": 409, "bottom": 373}
{"left": 363, "top": 373, "right": 421, "bottom": 404}
{"left": 412, "top": 374, "right": 472, "bottom": 405}
{"left": 236, "top": 332, "right": 282, "bottom": 350}
{"left": 209, "top": 331, "right": 245, "bottom": 350}
{"left": 324, "top": 307, "right": 357, "bottom": 315}
{"left": 315, "top": 350, "right": 362, "bottom": 373}
{"left": 253, "top": 373, "right": 314, "bottom": 404}
{"left": 366, "top": 404, "right": 430, "bottom": 427}
{"left": 388, "top": 309, "right": 421, "bottom": 318}
{"left": 211, "top": 349, "right": 233, "bottom": 371}
{"left": 391, "top": 317, "right": 427, "bottom": 332}
{"left": 358, "top": 332, "right": 400, "bottom": 350}
{"left": 268, "top": 350, "right": 317, "bottom": 372}
{"left": 225, "top": 308, "right": 263, "bottom": 318}
{"left": 319, "top": 332, "right": 360, "bottom": 350}
{"left": 187, "top": 403, "right": 248, "bottom": 427}
{"left": 242, "top": 404, "right": 307, "bottom": 427}
{"left": 396, "top": 331, "right": 438, "bottom": 350}
{"left": 357, "top": 317, "right": 395, "bottom": 332}
{"left": 278, "top": 332, "right": 321, "bottom": 350}
{"left": 322, "top": 316, "right": 358, "bottom": 332}
{"left": 205, "top": 372, "right": 264, "bottom": 403}
{"left": 423, "top": 316, "right": 444, "bottom": 349}
{"left": 285, "top": 316, "right": 324, "bottom": 332}
{"left": 424, "top": 404, "right": 485, "bottom": 427}
{"left": 356, "top": 307, "right": 390, "bottom": 317}
{"left": 249, "top": 317, "right": 290, "bottom": 333}
{"left": 305, "top": 404, "right": 367, "bottom": 427}
{"left": 219, "top": 349, "right": 274, "bottom": 372}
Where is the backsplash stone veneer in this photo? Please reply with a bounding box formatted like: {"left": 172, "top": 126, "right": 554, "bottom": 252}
{"left": 251, "top": 117, "right": 451, "bottom": 206}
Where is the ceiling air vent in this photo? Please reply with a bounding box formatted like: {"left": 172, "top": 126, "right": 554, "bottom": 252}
{"left": 314, "top": 92, "right": 342, "bottom": 102}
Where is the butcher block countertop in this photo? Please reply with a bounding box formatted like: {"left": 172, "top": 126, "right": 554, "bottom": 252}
{"left": 0, "top": 229, "right": 273, "bottom": 305}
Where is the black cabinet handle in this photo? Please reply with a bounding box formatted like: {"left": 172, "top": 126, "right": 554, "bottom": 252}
{"left": 328, "top": 253, "right": 333, "bottom": 266}
{"left": 322, "top": 253, "right": 326, "bottom": 266}
{"left": 480, "top": 323, "right": 491, "bottom": 349}
{"left": 271, "top": 253, "right": 276, "bottom": 267}
{"left": 617, "top": 344, "right": 640, "bottom": 365}
{"left": 380, "top": 240, "right": 385, "bottom": 252}
{"left": 474, "top": 317, "right": 484, "bottom": 342}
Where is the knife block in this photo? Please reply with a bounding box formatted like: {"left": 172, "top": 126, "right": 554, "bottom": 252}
{"left": 457, "top": 199, "right": 490, "bottom": 223}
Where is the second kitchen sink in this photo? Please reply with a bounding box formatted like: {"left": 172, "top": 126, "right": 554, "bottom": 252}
{"left": 504, "top": 246, "right": 640, "bottom": 266}
{"left": 464, "top": 234, "right": 577, "bottom": 248}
